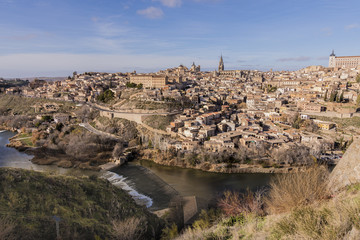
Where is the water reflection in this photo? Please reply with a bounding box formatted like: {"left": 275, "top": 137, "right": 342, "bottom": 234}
{"left": 115, "top": 159, "right": 275, "bottom": 210}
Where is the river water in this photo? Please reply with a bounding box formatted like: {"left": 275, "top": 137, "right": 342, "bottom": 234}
{"left": 0, "top": 131, "right": 275, "bottom": 211}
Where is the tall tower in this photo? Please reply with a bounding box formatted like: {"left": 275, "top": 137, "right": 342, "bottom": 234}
{"left": 218, "top": 55, "right": 224, "bottom": 72}
{"left": 329, "top": 50, "right": 336, "bottom": 68}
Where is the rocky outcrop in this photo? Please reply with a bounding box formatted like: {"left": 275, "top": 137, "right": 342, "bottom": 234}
{"left": 329, "top": 139, "right": 360, "bottom": 192}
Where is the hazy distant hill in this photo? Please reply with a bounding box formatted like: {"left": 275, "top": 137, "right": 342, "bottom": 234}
{"left": 0, "top": 79, "right": 28, "bottom": 89}
{"left": 21, "top": 77, "right": 67, "bottom": 82}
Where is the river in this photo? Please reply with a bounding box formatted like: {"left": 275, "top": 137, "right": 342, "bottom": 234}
{"left": 0, "top": 130, "right": 275, "bottom": 211}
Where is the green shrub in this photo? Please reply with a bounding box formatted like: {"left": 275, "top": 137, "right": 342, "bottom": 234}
{"left": 160, "top": 223, "right": 178, "bottom": 240}
{"left": 192, "top": 209, "right": 221, "bottom": 231}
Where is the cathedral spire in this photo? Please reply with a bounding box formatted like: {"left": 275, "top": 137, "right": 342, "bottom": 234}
{"left": 218, "top": 55, "right": 224, "bottom": 72}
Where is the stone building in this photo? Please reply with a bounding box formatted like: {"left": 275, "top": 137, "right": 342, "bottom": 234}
{"left": 130, "top": 75, "right": 168, "bottom": 88}
{"left": 190, "top": 62, "right": 201, "bottom": 72}
{"left": 329, "top": 50, "right": 360, "bottom": 69}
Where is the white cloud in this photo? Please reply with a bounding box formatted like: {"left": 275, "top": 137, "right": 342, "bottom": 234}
{"left": 277, "top": 56, "right": 312, "bottom": 62}
{"left": 345, "top": 24, "right": 359, "bottom": 30}
{"left": 137, "top": 7, "right": 164, "bottom": 19}
{"left": 153, "top": 0, "right": 182, "bottom": 8}
{"left": 93, "top": 20, "right": 129, "bottom": 37}
{"left": 321, "top": 27, "right": 333, "bottom": 36}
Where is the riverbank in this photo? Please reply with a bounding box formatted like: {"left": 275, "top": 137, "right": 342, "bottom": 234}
{"left": 139, "top": 149, "right": 301, "bottom": 174}
{"left": 7, "top": 130, "right": 297, "bottom": 173}
{"left": 6, "top": 133, "right": 107, "bottom": 171}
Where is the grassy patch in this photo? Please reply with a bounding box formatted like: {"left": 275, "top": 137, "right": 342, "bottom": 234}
{"left": 142, "top": 115, "right": 176, "bottom": 131}
{"left": 347, "top": 183, "right": 360, "bottom": 193}
{"left": 120, "top": 99, "right": 182, "bottom": 111}
{"left": 0, "top": 94, "right": 75, "bottom": 115}
{"left": 270, "top": 199, "right": 360, "bottom": 240}
{"left": 0, "top": 168, "right": 162, "bottom": 240}
{"left": 310, "top": 115, "right": 360, "bottom": 129}
{"left": 15, "top": 132, "right": 34, "bottom": 147}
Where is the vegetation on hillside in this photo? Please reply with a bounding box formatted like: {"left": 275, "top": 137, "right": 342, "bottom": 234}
{"left": 29, "top": 125, "right": 124, "bottom": 168}
{"left": 143, "top": 115, "right": 177, "bottom": 131}
{"left": 0, "top": 94, "right": 75, "bottom": 115}
{"left": 126, "top": 82, "right": 143, "bottom": 89}
{"left": 119, "top": 99, "right": 183, "bottom": 111}
{"left": 175, "top": 166, "right": 360, "bottom": 240}
{"left": 92, "top": 116, "right": 138, "bottom": 142}
{"left": 0, "top": 168, "right": 162, "bottom": 240}
{"left": 311, "top": 115, "right": 360, "bottom": 129}
{"left": 97, "top": 89, "right": 115, "bottom": 103}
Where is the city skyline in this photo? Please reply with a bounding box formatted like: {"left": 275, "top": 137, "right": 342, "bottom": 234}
{"left": 1, "top": 0, "right": 360, "bottom": 77}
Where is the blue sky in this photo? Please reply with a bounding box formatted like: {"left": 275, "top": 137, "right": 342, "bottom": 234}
{"left": 0, "top": 0, "right": 359, "bottom": 77}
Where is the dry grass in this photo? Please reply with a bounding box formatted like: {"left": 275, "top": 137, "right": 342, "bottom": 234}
{"left": 0, "top": 217, "right": 15, "bottom": 240}
{"left": 271, "top": 197, "right": 360, "bottom": 240}
{"left": 112, "top": 217, "right": 146, "bottom": 240}
{"left": 218, "top": 189, "right": 265, "bottom": 217}
{"left": 266, "top": 166, "right": 330, "bottom": 214}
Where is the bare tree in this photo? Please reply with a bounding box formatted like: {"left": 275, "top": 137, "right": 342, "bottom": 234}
{"left": 112, "top": 217, "right": 146, "bottom": 240}
{"left": 274, "top": 144, "right": 313, "bottom": 166}
{"left": 218, "top": 189, "right": 265, "bottom": 217}
{"left": 75, "top": 105, "right": 99, "bottom": 122}
{"left": 304, "top": 119, "right": 319, "bottom": 133}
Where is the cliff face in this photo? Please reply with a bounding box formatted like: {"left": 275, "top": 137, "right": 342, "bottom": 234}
{"left": 329, "top": 139, "right": 360, "bottom": 192}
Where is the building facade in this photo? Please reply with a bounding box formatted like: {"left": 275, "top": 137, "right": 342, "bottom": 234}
{"left": 130, "top": 75, "right": 168, "bottom": 88}
{"left": 329, "top": 50, "right": 360, "bottom": 68}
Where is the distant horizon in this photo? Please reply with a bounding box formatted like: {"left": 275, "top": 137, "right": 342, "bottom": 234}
{"left": 1, "top": 0, "right": 359, "bottom": 77}
{"left": 1, "top": 63, "right": 328, "bottom": 79}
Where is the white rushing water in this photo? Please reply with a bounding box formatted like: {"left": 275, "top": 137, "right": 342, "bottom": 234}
{"left": 101, "top": 171, "right": 153, "bottom": 208}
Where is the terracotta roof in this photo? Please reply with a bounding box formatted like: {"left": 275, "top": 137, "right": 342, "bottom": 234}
{"left": 336, "top": 56, "right": 360, "bottom": 58}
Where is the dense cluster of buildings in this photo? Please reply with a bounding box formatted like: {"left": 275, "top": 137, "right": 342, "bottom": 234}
{"left": 3, "top": 53, "right": 360, "bottom": 158}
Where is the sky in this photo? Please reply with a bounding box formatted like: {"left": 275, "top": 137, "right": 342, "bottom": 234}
{"left": 0, "top": 0, "right": 360, "bottom": 77}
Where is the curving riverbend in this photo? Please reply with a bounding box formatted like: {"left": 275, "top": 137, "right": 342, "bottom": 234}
{"left": 1, "top": 131, "right": 275, "bottom": 211}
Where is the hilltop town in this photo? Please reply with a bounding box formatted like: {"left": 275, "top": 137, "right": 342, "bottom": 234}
{"left": 2, "top": 52, "right": 360, "bottom": 172}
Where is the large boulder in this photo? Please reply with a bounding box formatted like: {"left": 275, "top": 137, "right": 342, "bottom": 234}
{"left": 329, "top": 139, "right": 360, "bottom": 192}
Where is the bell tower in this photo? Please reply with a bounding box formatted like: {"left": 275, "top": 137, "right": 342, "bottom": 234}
{"left": 329, "top": 50, "right": 336, "bottom": 68}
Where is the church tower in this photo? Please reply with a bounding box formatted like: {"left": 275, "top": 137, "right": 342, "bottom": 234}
{"left": 218, "top": 55, "right": 224, "bottom": 72}
{"left": 329, "top": 50, "right": 336, "bottom": 68}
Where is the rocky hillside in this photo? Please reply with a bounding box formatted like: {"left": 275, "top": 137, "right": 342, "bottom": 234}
{"left": 0, "top": 168, "right": 163, "bottom": 240}
{"left": 329, "top": 138, "right": 360, "bottom": 192}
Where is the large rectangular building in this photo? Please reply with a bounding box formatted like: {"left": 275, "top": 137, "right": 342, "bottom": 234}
{"left": 130, "top": 75, "right": 168, "bottom": 88}
{"left": 329, "top": 51, "right": 360, "bottom": 68}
